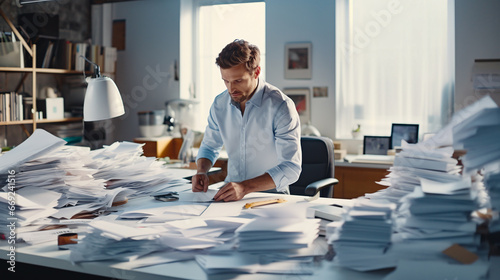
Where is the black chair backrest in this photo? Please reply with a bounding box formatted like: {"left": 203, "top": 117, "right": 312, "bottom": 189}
{"left": 289, "top": 136, "right": 335, "bottom": 197}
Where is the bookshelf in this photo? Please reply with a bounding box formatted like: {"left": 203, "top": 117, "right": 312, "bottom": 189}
{"left": 0, "top": 8, "right": 90, "bottom": 138}
{"left": 0, "top": 67, "right": 87, "bottom": 74}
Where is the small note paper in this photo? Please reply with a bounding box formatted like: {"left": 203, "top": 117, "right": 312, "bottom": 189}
{"left": 442, "top": 244, "right": 479, "bottom": 264}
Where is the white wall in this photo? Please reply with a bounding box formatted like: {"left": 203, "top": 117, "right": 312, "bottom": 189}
{"left": 455, "top": 0, "right": 500, "bottom": 110}
{"left": 104, "top": 0, "right": 500, "bottom": 147}
{"left": 108, "top": 0, "right": 181, "bottom": 142}
{"left": 266, "top": 0, "right": 336, "bottom": 140}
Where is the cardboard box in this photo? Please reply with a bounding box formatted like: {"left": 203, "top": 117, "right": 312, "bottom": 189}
{"left": 334, "top": 149, "right": 347, "bottom": 160}
{"left": 46, "top": 97, "right": 64, "bottom": 119}
{"left": 333, "top": 141, "right": 342, "bottom": 150}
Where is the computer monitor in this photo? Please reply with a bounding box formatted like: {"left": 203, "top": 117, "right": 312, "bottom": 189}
{"left": 390, "top": 123, "right": 419, "bottom": 148}
{"left": 363, "top": 136, "right": 390, "bottom": 155}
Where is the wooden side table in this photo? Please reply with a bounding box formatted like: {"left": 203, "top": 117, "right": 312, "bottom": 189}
{"left": 133, "top": 136, "right": 183, "bottom": 158}
{"left": 334, "top": 160, "right": 391, "bottom": 199}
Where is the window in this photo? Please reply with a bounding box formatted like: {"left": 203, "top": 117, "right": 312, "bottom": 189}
{"left": 335, "top": 0, "right": 454, "bottom": 139}
{"left": 193, "top": 1, "right": 265, "bottom": 131}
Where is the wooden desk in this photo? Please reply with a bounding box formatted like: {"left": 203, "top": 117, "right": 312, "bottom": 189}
{"left": 334, "top": 161, "right": 391, "bottom": 199}
{"left": 133, "top": 136, "right": 183, "bottom": 158}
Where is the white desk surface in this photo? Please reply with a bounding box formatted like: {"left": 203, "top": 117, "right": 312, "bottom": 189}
{"left": 0, "top": 190, "right": 389, "bottom": 280}
{"left": 2, "top": 185, "right": 498, "bottom": 279}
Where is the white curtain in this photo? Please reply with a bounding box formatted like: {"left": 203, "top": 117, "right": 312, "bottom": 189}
{"left": 335, "top": 0, "right": 454, "bottom": 139}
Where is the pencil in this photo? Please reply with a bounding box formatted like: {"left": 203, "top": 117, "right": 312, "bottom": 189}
{"left": 244, "top": 198, "right": 287, "bottom": 209}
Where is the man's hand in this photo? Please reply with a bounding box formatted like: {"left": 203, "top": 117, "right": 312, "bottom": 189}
{"left": 213, "top": 182, "right": 247, "bottom": 202}
{"left": 192, "top": 173, "right": 209, "bottom": 192}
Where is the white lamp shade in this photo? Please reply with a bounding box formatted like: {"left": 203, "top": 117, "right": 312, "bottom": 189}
{"left": 83, "top": 77, "right": 125, "bottom": 121}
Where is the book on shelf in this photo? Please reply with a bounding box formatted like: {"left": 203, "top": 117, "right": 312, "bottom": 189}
{"left": 0, "top": 92, "right": 24, "bottom": 122}
{"left": 74, "top": 43, "right": 88, "bottom": 71}
{"left": 41, "top": 41, "right": 54, "bottom": 68}
{"left": 103, "top": 46, "right": 117, "bottom": 73}
{"left": 0, "top": 33, "right": 117, "bottom": 72}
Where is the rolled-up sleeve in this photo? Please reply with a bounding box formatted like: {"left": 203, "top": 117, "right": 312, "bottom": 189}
{"left": 266, "top": 100, "right": 302, "bottom": 193}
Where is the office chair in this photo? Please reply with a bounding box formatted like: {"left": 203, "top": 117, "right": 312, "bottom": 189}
{"left": 289, "top": 136, "right": 339, "bottom": 198}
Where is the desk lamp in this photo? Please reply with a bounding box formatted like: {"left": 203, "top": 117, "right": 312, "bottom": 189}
{"left": 81, "top": 56, "right": 125, "bottom": 121}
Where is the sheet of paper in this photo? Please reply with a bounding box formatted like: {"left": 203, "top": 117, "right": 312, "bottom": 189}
{"left": 120, "top": 204, "right": 207, "bottom": 219}
{"left": 118, "top": 250, "right": 197, "bottom": 269}
{"left": 195, "top": 252, "right": 259, "bottom": 274}
{"left": 178, "top": 189, "right": 218, "bottom": 202}
{"left": 158, "top": 234, "right": 223, "bottom": 251}
{"left": 88, "top": 220, "right": 163, "bottom": 240}
{"left": 0, "top": 129, "right": 66, "bottom": 173}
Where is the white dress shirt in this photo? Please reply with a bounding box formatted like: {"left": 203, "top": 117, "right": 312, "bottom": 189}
{"left": 196, "top": 78, "right": 302, "bottom": 193}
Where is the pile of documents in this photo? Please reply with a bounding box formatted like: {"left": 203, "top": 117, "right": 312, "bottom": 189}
{"left": 235, "top": 217, "right": 320, "bottom": 252}
{"left": 195, "top": 252, "right": 315, "bottom": 275}
{"left": 196, "top": 203, "right": 323, "bottom": 275}
{"left": 0, "top": 130, "right": 112, "bottom": 243}
{"left": 453, "top": 107, "right": 500, "bottom": 232}
{"left": 485, "top": 171, "right": 500, "bottom": 232}
{"left": 70, "top": 216, "right": 250, "bottom": 265}
{"left": 453, "top": 107, "right": 500, "bottom": 173}
{"left": 69, "top": 220, "right": 167, "bottom": 263}
{"left": 327, "top": 198, "right": 396, "bottom": 271}
{"left": 87, "top": 141, "right": 188, "bottom": 197}
{"left": 366, "top": 142, "right": 462, "bottom": 204}
{"left": 391, "top": 177, "right": 482, "bottom": 260}
{"left": 0, "top": 129, "right": 188, "bottom": 244}
{"left": 235, "top": 203, "right": 320, "bottom": 252}
{"left": 366, "top": 96, "right": 499, "bottom": 205}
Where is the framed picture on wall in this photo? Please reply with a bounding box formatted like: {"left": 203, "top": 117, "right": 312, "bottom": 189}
{"left": 285, "top": 43, "right": 312, "bottom": 79}
{"left": 283, "top": 88, "right": 310, "bottom": 124}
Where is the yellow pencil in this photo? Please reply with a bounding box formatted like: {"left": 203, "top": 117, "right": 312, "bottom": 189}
{"left": 244, "top": 198, "right": 287, "bottom": 209}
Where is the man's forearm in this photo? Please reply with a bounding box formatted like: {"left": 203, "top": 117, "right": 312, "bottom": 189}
{"left": 241, "top": 173, "right": 276, "bottom": 194}
{"left": 196, "top": 158, "right": 213, "bottom": 174}
{"left": 213, "top": 173, "right": 277, "bottom": 201}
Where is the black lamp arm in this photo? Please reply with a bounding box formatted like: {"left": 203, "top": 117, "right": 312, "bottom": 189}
{"left": 80, "top": 55, "right": 101, "bottom": 78}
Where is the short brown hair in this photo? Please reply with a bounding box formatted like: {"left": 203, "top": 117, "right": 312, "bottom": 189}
{"left": 216, "top": 39, "right": 260, "bottom": 73}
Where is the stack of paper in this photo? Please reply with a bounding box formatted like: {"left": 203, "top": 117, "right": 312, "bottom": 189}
{"left": 0, "top": 129, "right": 66, "bottom": 174}
{"left": 391, "top": 177, "right": 482, "bottom": 261}
{"left": 452, "top": 106, "right": 500, "bottom": 233}
{"left": 195, "top": 253, "right": 314, "bottom": 275}
{"left": 234, "top": 203, "right": 320, "bottom": 252}
{"left": 0, "top": 129, "right": 187, "bottom": 245}
{"left": 87, "top": 141, "right": 188, "bottom": 197}
{"left": 195, "top": 203, "right": 322, "bottom": 275}
{"left": 9, "top": 145, "right": 134, "bottom": 221}
{"left": 485, "top": 171, "right": 500, "bottom": 231}
{"left": 69, "top": 220, "right": 166, "bottom": 263}
{"left": 453, "top": 108, "right": 500, "bottom": 173}
{"left": 328, "top": 198, "right": 397, "bottom": 271}
{"left": 365, "top": 96, "right": 498, "bottom": 204}
{"left": 0, "top": 187, "right": 60, "bottom": 243}
{"left": 366, "top": 142, "right": 461, "bottom": 204}
{"left": 235, "top": 218, "right": 320, "bottom": 251}
{"left": 70, "top": 216, "right": 250, "bottom": 265}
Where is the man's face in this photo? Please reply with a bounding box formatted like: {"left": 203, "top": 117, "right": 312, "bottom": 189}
{"left": 221, "top": 63, "right": 260, "bottom": 104}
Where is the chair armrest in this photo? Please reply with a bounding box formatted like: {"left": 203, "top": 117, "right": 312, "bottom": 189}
{"left": 304, "top": 178, "right": 339, "bottom": 196}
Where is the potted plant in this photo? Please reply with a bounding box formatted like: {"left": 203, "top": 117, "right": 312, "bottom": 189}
{"left": 352, "top": 124, "right": 362, "bottom": 139}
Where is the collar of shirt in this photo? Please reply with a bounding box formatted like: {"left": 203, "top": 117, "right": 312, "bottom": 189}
{"left": 229, "top": 78, "right": 265, "bottom": 109}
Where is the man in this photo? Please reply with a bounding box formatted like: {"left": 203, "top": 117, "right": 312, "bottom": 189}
{"left": 192, "top": 39, "right": 302, "bottom": 202}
